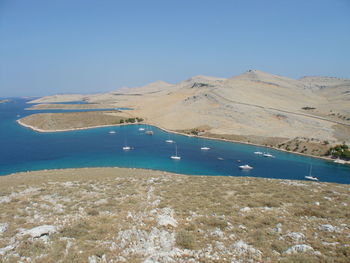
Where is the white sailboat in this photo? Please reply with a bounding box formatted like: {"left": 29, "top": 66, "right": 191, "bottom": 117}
{"left": 201, "top": 146, "right": 210, "bottom": 150}
{"left": 165, "top": 135, "right": 174, "bottom": 143}
{"left": 138, "top": 126, "right": 145, "bottom": 131}
{"left": 122, "top": 140, "right": 131, "bottom": 151}
{"left": 145, "top": 124, "right": 154, "bottom": 135}
{"left": 109, "top": 130, "right": 116, "bottom": 134}
{"left": 305, "top": 165, "right": 318, "bottom": 181}
{"left": 200, "top": 140, "right": 210, "bottom": 150}
{"left": 170, "top": 144, "right": 181, "bottom": 160}
{"left": 263, "top": 150, "right": 274, "bottom": 158}
{"left": 239, "top": 164, "right": 253, "bottom": 170}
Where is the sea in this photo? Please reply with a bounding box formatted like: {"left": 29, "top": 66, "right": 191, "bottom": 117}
{"left": 0, "top": 98, "right": 349, "bottom": 184}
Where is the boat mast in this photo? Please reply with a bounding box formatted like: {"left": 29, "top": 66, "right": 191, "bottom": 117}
{"left": 309, "top": 164, "right": 312, "bottom": 177}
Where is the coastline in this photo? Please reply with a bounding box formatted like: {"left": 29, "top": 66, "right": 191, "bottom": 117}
{"left": 147, "top": 122, "right": 349, "bottom": 164}
{"left": 16, "top": 118, "right": 349, "bottom": 165}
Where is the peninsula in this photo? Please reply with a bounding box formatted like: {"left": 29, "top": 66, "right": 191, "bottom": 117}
{"left": 17, "top": 111, "right": 139, "bottom": 132}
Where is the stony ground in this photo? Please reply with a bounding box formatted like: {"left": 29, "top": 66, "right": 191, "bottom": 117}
{"left": 0, "top": 168, "right": 349, "bottom": 263}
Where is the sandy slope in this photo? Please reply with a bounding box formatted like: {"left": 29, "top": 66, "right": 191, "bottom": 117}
{"left": 28, "top": 70, "right": 350, "bottom": 144}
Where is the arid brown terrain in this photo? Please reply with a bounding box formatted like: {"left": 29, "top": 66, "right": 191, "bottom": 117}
{"left": 0, "top": 168, "right": 349, "bottom": 262}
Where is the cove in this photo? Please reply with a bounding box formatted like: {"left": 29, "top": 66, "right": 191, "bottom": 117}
{"left": 0, "top": 98, "right": 349, "bottom": 184}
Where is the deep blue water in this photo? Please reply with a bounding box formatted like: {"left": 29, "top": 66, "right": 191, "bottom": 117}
{"left": 0, "top": 98, "right": 349, "bottom": 184}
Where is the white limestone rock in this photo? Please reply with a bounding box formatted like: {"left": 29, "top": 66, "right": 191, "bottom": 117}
{"left": 0, "top": 244, "right": 15, "bottom": 256}
{"left": 285, "top": 232, "right": 305, "bottom": 243}
{"left": 284, "top": 244, "right": 314, "bottom": 254}
{"left": 238, "top": 225, "right": 247, "bottom": 230}
{"left": 0, "top": 196, "right": 11, "bottom": 204}
{"left": 116, "top": 226, "right": 178, "bottom": 261}
{"left": 318, "top": 224, "right": 338, "bottom": 232}
{"left": 273, "top": 223, "right": 282, "bottom": 233}
{"left": 157, "top": 208, "right": 177, "bottom": 228}
{"left": 88, "top": 256, "right": 97, "bottom": 263}
{"left": 231, "top": 240, "right": 262, "bottom": 258}
{"left": 0, "top": 223, "right": 8, "bottom": 234}
{"left": 211, "top": 228, "right": 224, "bottom": 238}
{"left": 239, "top": 207, "right": 251, "bottom": 212}
{"left": 21, "top": 225, "right": 57, "bottom": 238}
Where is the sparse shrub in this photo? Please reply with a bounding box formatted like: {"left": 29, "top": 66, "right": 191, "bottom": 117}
{"left": 190, "top": 129, "right": 199, "bottom": 135}
{"left": 196, "top": 216, "right": 227, "bottom": 229}
{"left": 294, "top": 207, "right": 326, "bottom": 218}
{"left": 302, "top": 106, "right": 316, "bottom": 110}
{"left": 176, "top": 231, "right": 196, "bottom": 250}
{"left": 337, "top": 246, "right": 350, "bottom": 258}
{"left": 17, "top": 240, "right": 46, "bottom": 257}
{"left": 280, "top": 254, "right": 318, "bottom": 263}
{"left": 87, "top": 209, "right": 99, "bottom": 216}
{"left": 271, "top": 240, "right": 287, "bottom": 254}
{"left": 126, "top": 118, "right": 135, "bottom": 123}
{"left": 60, "top": 221, "right": 91, "bottom": 238}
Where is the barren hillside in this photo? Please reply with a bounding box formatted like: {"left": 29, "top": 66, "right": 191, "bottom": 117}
{"left": 0, "top": 168, "right": 349, "bottom": 262}
{"left": 28, "top": 70, "right": 350, "bottom": 146}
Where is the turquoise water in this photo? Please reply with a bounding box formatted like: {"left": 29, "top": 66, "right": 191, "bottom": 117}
{"left": 0, "top": 98, "right": 349, "bottom": 183}
{"left": 115, "top": 107, "right": 133, "bottom": 110}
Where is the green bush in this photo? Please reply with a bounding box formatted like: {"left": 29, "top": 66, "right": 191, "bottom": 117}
{"left": 327, "top": 144, "right": 350, "bottom": 160}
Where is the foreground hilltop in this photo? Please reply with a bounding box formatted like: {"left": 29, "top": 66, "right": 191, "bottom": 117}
{"left": 0, "top": 168, "right": 349, "bottom": 262}
{"left": 27, "top": 70, "right": 350, "bottom": 156}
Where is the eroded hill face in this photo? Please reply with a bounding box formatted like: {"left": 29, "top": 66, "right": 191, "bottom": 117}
{"left": 28, "top": 70, "right": 350, "bottom": 145}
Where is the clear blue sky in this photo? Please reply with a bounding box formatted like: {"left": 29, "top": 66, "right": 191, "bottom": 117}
{"left": 1, "top": 0, "right": 350, "bottom": 97}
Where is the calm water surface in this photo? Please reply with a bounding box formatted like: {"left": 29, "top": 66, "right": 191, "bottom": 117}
{"left": 0, "top": 98, "right": 349, "bottom": 184}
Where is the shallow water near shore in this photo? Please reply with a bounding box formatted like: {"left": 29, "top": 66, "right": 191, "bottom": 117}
{"left": 0, "top": 98, "right": 349, "bottom": 183}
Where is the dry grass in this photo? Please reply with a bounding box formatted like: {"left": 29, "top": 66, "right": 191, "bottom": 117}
{"left": 18, "top": 111, "right": 129, "bottom": 131}
{"left": 0, "top": 167, "right": 349, "bottom": 262}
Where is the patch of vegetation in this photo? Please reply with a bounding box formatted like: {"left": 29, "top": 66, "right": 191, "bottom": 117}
{"left": 187, "top": 128, "right": 205, "bottom": 136}
{"left": 196, "top": 216, "right": 227, "bottom": 229}
{"left": 119, "top": 117, "right": 144, "bottom": 124}
{"left": 176, "top": 230, "right": 196, "bottom": 250}
{"left": 191, "top": 82, "right": 214, "bottom": 88}
{"left": 60, "top": 221, "right": 92, "bottom": 239}
{"left": 326, "top": 144, "right": 350, "bottom": 160}
{"left": 87, "top": 208, "right": 99, "bottom": 216}
{"left": 302, "top": 106, "right": 316, "bottom": 110}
